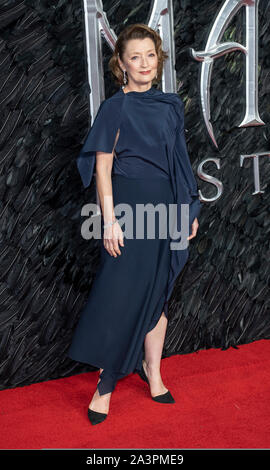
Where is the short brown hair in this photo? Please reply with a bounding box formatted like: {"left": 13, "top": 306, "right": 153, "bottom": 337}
{"left": 109, "top": 23, "right": 169, "bottom": 87}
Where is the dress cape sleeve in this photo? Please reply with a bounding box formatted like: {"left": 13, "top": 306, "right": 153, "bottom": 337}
{"left": 162, "top": 93, "right": 203, "bottom": 308}
{"left": 76, "top": 98, "right": 122, "bottom": 188}
{"left": 174, "top": 97, "right": 202, "bottom": 226}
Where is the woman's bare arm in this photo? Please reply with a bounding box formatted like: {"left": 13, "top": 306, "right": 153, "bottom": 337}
{"left": 95, "top": 128, "right": 120, "bottom": 223}
{"left": 95, "top": 129, "right": 124, "bottom": 257}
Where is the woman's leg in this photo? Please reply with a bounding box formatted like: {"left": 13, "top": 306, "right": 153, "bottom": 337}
{"left": 143, "top": 311, "right": 169, "bottom": 396}
{"left": 89, "top": 311, "right": 169, "bottom": 411}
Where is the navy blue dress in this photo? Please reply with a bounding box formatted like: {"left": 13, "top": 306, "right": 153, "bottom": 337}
{"left": 67, "top": 85, "right": 202, "bottom": 395}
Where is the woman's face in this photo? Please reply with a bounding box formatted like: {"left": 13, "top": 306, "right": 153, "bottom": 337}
{"left": 118, "top": 37, "right": 158, "bottom": 87}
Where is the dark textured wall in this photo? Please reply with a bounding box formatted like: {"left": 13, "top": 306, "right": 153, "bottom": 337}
{"left": 0, "top": 0, "right": 269, "bottom": 390}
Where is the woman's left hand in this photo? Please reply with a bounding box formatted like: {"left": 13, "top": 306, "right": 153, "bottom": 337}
{"left": 187, "top": 217, "right": 199, "bottom": 240}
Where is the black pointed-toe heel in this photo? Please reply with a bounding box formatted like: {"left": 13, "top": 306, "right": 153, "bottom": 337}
{"left": 137, "top": 361, "right": 175, "bottom": 404}
{"left": 151, "top": 389, "right": 175, "bottom": 404}
{"left": 88, "top": 408, "right": 108, "bottom": 425}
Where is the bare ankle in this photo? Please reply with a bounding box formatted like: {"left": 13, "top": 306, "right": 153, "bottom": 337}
{"left": 144, "top": 359, "right": 160, "bottom": 375}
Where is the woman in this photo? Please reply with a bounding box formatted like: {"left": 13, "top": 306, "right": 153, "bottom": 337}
{"left": 68, "top": 24, "right": 201, "bottom": 425}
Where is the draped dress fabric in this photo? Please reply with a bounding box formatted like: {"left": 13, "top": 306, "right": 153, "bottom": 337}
{"left": 67, "top": 85, "right": 202, "bottom": 395}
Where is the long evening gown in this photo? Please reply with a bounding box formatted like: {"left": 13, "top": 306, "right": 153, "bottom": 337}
{"left": 67, "top": 85, "right": 202, "bottom": 395}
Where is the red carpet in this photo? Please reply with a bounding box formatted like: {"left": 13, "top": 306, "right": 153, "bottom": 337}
{"left": 1, "top": 339, "right": 270, "bottom": 449}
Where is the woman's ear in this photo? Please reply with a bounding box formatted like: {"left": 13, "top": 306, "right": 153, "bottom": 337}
{"left": 117, "top": 53, "right": 124, "bottom": 72}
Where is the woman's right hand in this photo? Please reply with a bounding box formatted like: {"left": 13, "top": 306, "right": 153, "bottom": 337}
{"left": 103, "top": 221, "right": 124, "bottom": 257}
